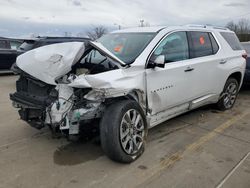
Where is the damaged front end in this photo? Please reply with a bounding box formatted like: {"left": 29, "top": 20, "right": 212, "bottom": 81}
{"left": 10, "top": 71, "right": 104, "bottom": 136}
{"left": 10, "top": 72, "right": 57, "bottom": 129}
{"left": 10, "top": 41, "right": 145, "bottom": 138}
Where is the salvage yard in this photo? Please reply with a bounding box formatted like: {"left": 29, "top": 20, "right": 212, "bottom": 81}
{"left": 0, "top": 75, "right": 250, "bottom": 188}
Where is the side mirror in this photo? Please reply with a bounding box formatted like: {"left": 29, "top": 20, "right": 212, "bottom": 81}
{"left": 154, "top": 55, "right": 165, "bottom": 68}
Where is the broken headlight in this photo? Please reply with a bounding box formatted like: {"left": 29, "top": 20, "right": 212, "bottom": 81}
{"left": 84, "top": 89, "right": 106, "bottom": 101}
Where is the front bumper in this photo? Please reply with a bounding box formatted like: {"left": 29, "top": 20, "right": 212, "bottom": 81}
{"left": 9, "top": 73, "right": 57, "bottom": 129}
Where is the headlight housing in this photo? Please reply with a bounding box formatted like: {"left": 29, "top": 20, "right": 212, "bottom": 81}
{"left": 84, "top": 89, "right": 106, "bottom": 101}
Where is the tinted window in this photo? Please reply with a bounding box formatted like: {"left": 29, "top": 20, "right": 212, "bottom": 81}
{"left": 220, "top": 32, "right": 243, "bottom": 51}
{"left": 0, "top": 40, "right": 7, "bottom": 49}
{"left": 189, "top": 32, "right": 213, "bottom": 58}
{"left": 18, "top": 41, "right": 35, "bottom": 51}
{"left": 209, "top": 33, "right": 219, "bottom": 54}
{"left": 10, "top": 41, "right": 22, "bottom": 50}
{"left": 242, "top": 43, "right": 250, "bottom": 54}
{"left": 98, "top": 33, "right": 156, "bottom": 64}
{"left": 152, "top": 31, "right": 189, "bottom": 63}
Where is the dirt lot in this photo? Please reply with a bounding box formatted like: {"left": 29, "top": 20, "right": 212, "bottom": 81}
{"left": 0, "top": 75, "right": 250, "bottom": 188}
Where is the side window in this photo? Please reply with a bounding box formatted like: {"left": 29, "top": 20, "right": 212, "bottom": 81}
{"left": 209, "top": 33, "right": 219, "bottom": 54}
{"left": 189, "top": 32, "right": 213, "bottom": 58}
{"left": 152, "top": 31, "right": 189, "bottom": 63}
{"left": 220, "top": 32, "right": 243, "bottom": 51}
{"left": 0, "top": 40, "right": 7, "bottom": 49}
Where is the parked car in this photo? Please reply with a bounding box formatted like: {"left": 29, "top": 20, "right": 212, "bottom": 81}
{"left": 10, "top": 26, "right": 246, "bottom": 163}
{"left": 241, "top": 42, "right": 250, "bottom": 85}
{"left": 0, "top": 37, "right": 18, "bottom": 72}
{"left": 17, "top": 36, "right": 90, "bottom": 55}
{"left": 9, "top": 39, "right": 23, "bottom": 50}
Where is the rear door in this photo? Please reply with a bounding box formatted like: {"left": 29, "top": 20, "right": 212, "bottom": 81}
{"left": 185, "top": 31, "right": 223, "bottom": 98}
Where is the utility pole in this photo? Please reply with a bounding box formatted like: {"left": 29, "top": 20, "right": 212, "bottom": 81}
{"left": 114, "top": 23, "right": 121, "bottom": 30}
{"left": 140, "top": 19, "right": 144, "bottom": 27}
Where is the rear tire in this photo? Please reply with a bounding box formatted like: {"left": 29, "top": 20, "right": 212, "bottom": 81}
{"left": 216, "top": 78, "right": 239, "bottom": 111}
{"left": 100, "top": 100, "right": 147, "bottom": 163}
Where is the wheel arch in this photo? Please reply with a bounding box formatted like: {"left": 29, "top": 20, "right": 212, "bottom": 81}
{"left": 105, "top": 89, "right": 146, "bottom": 109}
{"left": 228, "top": 71, "right": 242, "bottom": 85}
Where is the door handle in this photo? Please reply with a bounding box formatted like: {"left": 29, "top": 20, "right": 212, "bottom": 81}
{"left": 220, "top": 59, "right": 227, "bottom": 64}
{"left": 184, "top": 67, "right": 194, "bottom": 72}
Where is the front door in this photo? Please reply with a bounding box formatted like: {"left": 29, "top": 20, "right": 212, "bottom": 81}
{"left": 146, "top": 31, "right": 194, "bottom": 115}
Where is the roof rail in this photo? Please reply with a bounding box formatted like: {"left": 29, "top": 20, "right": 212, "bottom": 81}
{"left": 185, "top": 24, "right": 230, "bottom": 31}
{"left": 212, "top": 26, "right": 229, "bottom": 31}
{"left": 185, "top": 24, "right": 207, "bottom": 28}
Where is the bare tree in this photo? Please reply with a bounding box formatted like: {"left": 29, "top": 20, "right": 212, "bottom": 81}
{"left": 87, "top": 26, "right": 107, "bottom": 40}
{"left": 238, "top": 19, "right": 250, "bottom": 34}
{"left": 226, "top": 19, "right": 250, "bottom": 34}
{"left": 226, "top": 21, "right": 238, "bottom": 33}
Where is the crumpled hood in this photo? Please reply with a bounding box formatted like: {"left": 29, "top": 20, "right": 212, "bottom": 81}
{"left": 16, "top": 42, "right": 85, "bottom": 85}
{"left": 16, "top": 41, "right": 126, "bottom": 85}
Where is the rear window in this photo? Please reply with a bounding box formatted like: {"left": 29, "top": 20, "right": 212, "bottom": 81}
{"left": 241, "top": 43, "right": 250, "bottom": 54}
{"left": 220, "top": 32, "right": 243, "bottom": 51}
{"left": 189, "top": 32, "right": 214, "bottom": 58}
{"left": 18, "top": 41, "right": 36, "bottom": 51}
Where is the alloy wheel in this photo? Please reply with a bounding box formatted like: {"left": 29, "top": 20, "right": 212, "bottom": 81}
{"left": 120, "top": 109, "right": 145, "bottom": 155}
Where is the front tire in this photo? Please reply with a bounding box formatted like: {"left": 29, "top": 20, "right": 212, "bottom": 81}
{"left": 216, "top": 78, "right": 239, "bottom": 111}
{"left": 100, "top": 100, "right": 147, "bottom": 163}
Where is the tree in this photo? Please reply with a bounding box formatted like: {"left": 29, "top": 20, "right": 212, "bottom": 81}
{"left": 226, "top": 19, "right": 250, "bottom": 34}
{"left": 238, "top": 19, "right": 250, "bottom": 34}
{"left": 226, "top": 21, "right": 238, "bottom": 33}
{"left": 87, "top": 26, "right": 107, "bottom": 40}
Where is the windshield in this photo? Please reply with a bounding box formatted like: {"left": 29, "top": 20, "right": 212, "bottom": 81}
{"left": 18, "top": 41, "right": 35, "bottom": 51}
{"left": 97, "top": 32, "right": 156, "bottom": 64}
{"left": 242, "top": 43, "right": 250, "bottom": 54}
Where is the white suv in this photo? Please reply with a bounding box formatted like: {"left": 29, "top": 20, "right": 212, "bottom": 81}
{"left": 10, "top": 25, "right": 247, "bottom": 163}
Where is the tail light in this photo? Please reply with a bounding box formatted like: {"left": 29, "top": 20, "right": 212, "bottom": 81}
{"left": 242, "top": 52, "right": 248, "bottom": 60}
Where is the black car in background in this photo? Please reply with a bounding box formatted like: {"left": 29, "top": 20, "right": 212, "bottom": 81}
{"left": 0, "top": 36, "right": 90, "bottom": 72}
{"left": 0, "top": 37, "right": 19, "bottom": 72}
{"left": 17, "top": 36, "right": 90, "bottom": 55}
{"left": 241, "top": 42, "right": 250, "bottom": 85}
{"left": 9, "top": 39, "right": 23, "bottom": 50}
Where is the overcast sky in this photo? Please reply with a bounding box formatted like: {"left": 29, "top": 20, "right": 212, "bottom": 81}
{"left": 0, "top": 0, "right": 250, "bottom": 37}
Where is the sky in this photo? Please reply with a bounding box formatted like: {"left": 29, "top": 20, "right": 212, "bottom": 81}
{"left": 0, "top": 0, "right": 250, "bottom": 37}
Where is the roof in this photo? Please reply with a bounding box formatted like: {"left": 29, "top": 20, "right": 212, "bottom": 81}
{"left": 111, "top": 25, "right": 232, "bottom": 34}
{"left": 112, "top": 26, "right": 166, "bottom": 33}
